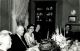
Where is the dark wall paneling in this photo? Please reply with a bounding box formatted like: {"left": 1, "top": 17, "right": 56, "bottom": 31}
{"left": 0, "top": 0, "right": 12, "bottom": 31}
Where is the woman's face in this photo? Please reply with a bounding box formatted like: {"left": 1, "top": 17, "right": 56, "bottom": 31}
{"left": 28, "top": 26, "right": 34, "bottom": 33}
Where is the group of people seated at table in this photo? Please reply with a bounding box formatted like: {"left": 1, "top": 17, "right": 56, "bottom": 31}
{"left": 0, "top": 23, "right": 80, "bottom": 51}
{"left": 0, "top": 24, "right": 41, "bottom": 51}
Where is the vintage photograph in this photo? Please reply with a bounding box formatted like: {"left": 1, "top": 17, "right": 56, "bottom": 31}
{"left": 0, "top": 0, "right": 80, "bottom": 51}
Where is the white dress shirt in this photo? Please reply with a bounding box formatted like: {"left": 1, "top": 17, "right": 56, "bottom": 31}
{"left": 24, "top": 33, "right": 35, "bottom": 47}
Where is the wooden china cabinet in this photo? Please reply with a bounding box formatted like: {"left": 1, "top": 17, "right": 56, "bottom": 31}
{"left": 29, "top": 0, "right": 56, "bottom": 39}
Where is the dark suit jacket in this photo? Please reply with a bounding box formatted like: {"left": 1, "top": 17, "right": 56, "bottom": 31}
{"left": 9, "top": 34, "right": 27, "bottom": 51}
{"left": 62, "top": 30, "right": 74, "bottom": 40}
{"left": 34, "top": 31, "right": 41, "bottom": 43}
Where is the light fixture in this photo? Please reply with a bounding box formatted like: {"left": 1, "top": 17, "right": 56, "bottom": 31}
{"left": 71, "top": 9, "right": 76, "bottom": 15}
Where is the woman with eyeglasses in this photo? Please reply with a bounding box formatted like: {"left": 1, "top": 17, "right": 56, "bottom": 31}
{"left": 24, "top": 24, "right": 37, "bottom": 47}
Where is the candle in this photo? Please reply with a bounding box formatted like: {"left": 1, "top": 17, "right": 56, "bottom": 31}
{"left": 60, "top": 27, "right": 61, "bottom": 34}
{"left": 47, "top": 29, "right": 49, "bottom": 39}
{"left": 64, "top": 28, "right": 65, "bottom": 37}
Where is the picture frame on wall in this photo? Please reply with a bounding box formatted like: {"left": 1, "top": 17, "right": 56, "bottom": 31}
{"left": 68, "top": 16, "right": 77, "bottom": 23}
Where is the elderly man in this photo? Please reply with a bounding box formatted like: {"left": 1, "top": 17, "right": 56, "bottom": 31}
{"left": 0, "top": 30, "right": 12, "bottom": 51}
{"left": 10, "top": 25, "right": 27, "bottom": 51}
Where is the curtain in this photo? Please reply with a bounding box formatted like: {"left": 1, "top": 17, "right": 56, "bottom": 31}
{"left": 12, "top": 0, "right": 29, "bottom": 33}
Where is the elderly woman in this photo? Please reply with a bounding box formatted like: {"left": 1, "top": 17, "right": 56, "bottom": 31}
{"left": 0, "top": 30, "right": 12, "bottom": 51}
{"left": 24, "top": 24, "right": 37, "bottom": 47}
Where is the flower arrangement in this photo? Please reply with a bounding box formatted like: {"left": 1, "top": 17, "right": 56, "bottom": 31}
{"left": 51, "top": 26, "right": 80, "bottom": 51}
{"left": 27, "top": 26, "right": 80, "bottom": 51}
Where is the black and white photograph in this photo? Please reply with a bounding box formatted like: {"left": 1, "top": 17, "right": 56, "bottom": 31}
{"left": 0, "top": 0, "right": 80, "bottom": 51}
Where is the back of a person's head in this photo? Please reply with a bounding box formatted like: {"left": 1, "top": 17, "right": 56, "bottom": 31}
{"left": 0, "top": 30, "right": 12, "bottom": 35}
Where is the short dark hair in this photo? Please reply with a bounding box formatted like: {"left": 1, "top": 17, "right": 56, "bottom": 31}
{"left": 27, "top": 24, "right": 35, "bottom": 29}
{"left": 65, "top": 24, "right": 72, "bottom": 30}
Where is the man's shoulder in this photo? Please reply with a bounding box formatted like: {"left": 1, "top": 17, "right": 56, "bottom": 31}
{"left": 10, "top": 34, "right": 17, "bottom": 36}
{"left": 10, "top": 34, "right": 18, "bottom": 39}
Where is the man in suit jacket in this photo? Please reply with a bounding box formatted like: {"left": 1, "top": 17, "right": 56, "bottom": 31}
{"left": 9, "top": 25, "right": 27, "bottom": 51}
{"left": 63, "top": 24, "right": 74, "bottom": 40}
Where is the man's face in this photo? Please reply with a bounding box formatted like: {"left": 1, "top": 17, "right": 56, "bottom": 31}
{"left": 65, "top": 25, "right": 70, "bottom": 31}
{"left": 17, "top": 26, "right": 24, "bottom": 36}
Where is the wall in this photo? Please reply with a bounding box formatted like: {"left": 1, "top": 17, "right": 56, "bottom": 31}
{"left": 11, "top": 0, "right": 80, "bottom": 32}
{"left": 12, "top": 0, "right": 29, "bottom": 33}
{"left": 0, "top": 0, "right": 12, "bottom": 31}
{"left": 0, "top": 0, "right": 1, "bottom": 30}
{"left": 62, "top": 0, "right": 79, "bottom": 32}
{"left": 0, "top": 0, "right": 79, "bottom": 32}
{"left": 79, "top": 0, "right": 80, "bottom": 23}
{"left": 0, "top": 0, "right": 29, "bottom": 33}
{"left": 56, "top": 0, "right": 63, "bottom": 27}
{"left": 29, "top": 0, "right": 80, "bottom": 32}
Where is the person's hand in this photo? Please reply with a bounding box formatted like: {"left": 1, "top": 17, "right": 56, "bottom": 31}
{"left": 32, "top": 40, "right": 39, "bottom": 46}
{"left": 35, "top": 24, "right": 40, "bottom": 32}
